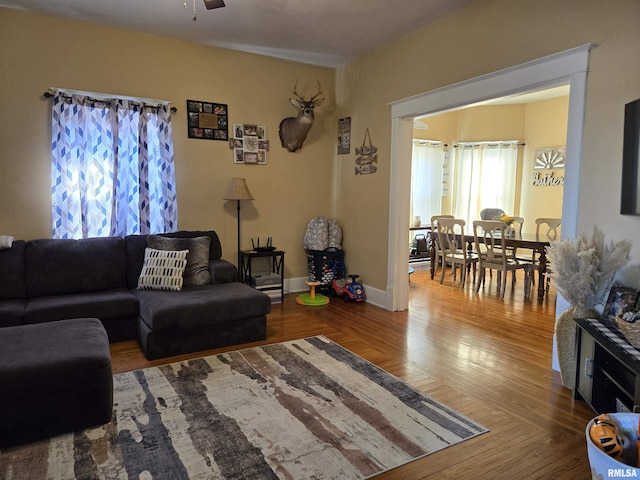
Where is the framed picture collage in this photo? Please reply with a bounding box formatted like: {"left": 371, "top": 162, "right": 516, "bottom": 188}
{"left": 186, "top": 99, "right": 228, "bottom": 141}
{"left": 229, "top": 124, "right": 269, "bottom": 165}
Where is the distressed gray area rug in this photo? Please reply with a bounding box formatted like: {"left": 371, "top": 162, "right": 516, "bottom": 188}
{"left": 0, "top": 336, "right": 487, "bottom": 479}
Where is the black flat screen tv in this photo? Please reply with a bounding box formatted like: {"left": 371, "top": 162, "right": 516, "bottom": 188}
{"left": 621, "top": 98, "right": 640, "bottom": 215}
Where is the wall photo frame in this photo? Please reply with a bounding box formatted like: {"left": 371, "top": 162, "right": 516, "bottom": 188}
{"left": 187, "top": 99, "right": 228, "bottom": 140}
{"left": 229, "top": 123, "right": 269, "bottom": 165}
{"left": 603, "top": 284, "right": 640, "bottom": 321}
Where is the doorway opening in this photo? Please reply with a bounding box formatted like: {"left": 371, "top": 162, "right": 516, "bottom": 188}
{"left": 387, "top": 45, "right": 591, "bottom": 312}
{"left": 409, "top": 84, "right": 570, "bottom": 264}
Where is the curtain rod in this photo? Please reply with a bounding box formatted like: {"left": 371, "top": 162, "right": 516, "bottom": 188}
{"left": 413, "top": 139, "right": 449, "bottom": 147}
{"left": 43, "top": 89, "right": 178, "bottom": 113}
{"left": 453, "top": 141, "right": 525, "bottom": 148}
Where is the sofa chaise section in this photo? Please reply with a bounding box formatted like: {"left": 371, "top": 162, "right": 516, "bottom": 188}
{"left": 126, "top": 231, "right": 271, "bottom": 359}
{"left": 136, "top": 283, "right": 271, "bottom": 359}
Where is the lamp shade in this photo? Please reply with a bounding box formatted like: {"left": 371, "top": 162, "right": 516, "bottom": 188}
{"left": 223, "top": 178, "right": 254, "bottom": 201}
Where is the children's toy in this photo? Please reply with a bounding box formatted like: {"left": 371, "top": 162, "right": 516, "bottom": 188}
{"left": 331, "top": 261, "right": 366, "bottom": 302}
{"left": 296, "top": 280, "right": 330, "bottom": 306}
{"left": 589, "top": 414, "right": 625, "bottom": 461}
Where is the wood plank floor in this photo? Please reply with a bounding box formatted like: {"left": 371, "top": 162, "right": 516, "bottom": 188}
{"left": 110, "top": 265, "right": 595, "bottom": 479}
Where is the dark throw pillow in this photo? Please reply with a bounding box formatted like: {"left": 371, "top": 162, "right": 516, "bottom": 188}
{"left": 148, "top": 235, "right": 212, "bottom": 287}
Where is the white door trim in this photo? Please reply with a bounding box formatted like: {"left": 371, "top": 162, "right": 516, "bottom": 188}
{"left": 386, "top": 44, "right": 592, "bottom": 311}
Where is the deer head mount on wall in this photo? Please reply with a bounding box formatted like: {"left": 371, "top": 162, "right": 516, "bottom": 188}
{"left": 279, "top": 80, "right": 324, "bottom": 153}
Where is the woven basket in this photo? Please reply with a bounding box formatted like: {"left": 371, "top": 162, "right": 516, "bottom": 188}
{"left": 616, "top": 316, "right": 640, "bottom": 349}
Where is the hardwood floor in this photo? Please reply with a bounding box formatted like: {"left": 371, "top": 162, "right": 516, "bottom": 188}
{"left": 110, "top": 265, "right": 595, "bottom": 479}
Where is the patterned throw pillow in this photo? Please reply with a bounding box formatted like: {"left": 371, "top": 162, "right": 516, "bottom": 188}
{"left": 137, "top": 248, "right": 188, "bottom": 291}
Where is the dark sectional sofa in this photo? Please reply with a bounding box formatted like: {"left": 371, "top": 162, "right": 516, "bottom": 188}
{"left": 0, "top": 230, "right": 271, "bottom": 359}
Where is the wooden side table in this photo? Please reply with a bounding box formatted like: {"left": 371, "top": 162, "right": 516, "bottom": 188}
{"left": 240, "top": 250, "right": 285, "bottom": 302}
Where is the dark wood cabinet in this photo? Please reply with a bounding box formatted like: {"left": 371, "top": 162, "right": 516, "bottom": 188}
{"left": 574, "top": 317, "right": 640, "bottom": 413}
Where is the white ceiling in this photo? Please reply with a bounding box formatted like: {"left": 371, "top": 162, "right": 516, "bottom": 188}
{"left": 0, "top": 0, "right": 478, "bottom": 67}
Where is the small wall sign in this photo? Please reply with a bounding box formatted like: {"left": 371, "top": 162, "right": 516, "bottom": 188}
{"left": 354, "top": 128, "right": 378, "bottom": 175}
{"left": 338, "top": 117, "right": 351, "bottom": 155}
{"left": 532, "top": 171, "right": 564, "bottom": 186}
{"left": 532, "top": 145, "right": 565, "bottom": 186}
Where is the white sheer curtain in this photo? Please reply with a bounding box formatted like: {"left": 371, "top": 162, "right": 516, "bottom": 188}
{"left": 410, "top": 140, "right": 444, "bottom": 226}
{"left": 452, "top": 142, "right": 519, "bottom": 226}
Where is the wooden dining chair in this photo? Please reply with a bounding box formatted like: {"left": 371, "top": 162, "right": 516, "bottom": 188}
{"left": 435, "top": 218, "right": 478, "bottom": 289}
{"left": 487, "top": 215, "right": 526, "bottom": 284}
{"left": 506, "top": 216, "right": 531, "bottom": 283}
{"left": 532, "top": 218, "right": 562, "bottom": 291}
{"left": 510, "top": 216, "right": 524, "bottom": 236}
{"left": 473, "top": 220, "right": 531, "bottom": 298}
{"left": 430, "top": 215, "right": 454, "bottom": 278}
{"left": 536, "top": 218, "right": 561, "bottom": 240}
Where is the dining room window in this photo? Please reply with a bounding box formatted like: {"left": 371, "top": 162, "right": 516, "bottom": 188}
{"left": 451, "top": 141, "right": 519, "bottom": 226}
{"left": 410, "top": 140, "right": 444, "bottom": 226}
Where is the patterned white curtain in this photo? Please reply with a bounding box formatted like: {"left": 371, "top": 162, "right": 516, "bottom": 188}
{"left": 410, "top": 140, "right": 444, "bottom": 225}
{"left": 51, "top": 92, "right": 177, "bottom": 238}
{"left": 452, "top": 142, "right": 518, "bottom": 226}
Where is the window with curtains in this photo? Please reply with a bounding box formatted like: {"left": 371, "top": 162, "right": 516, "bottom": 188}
{"left": 451, "top": 141, "right": 519, "bottom": 226}
{"left": 410, "top": 140, "right": 444, "bottom": 226}
{"left": 51, "top": 91, "right": 178, "bottom": 239}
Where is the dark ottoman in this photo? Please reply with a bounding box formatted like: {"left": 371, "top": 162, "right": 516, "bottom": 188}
{"left": 0, "top": 318, "right": 113, "bottom": 449}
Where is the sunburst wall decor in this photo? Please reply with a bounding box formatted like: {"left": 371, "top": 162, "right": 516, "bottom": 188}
{"left": 534, "top": 146, "right": 565, "bottom": 169}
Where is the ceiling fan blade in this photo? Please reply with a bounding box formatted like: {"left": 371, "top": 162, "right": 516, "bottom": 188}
{"left": 203, "top": 0, "right": 225, "bottom": 9}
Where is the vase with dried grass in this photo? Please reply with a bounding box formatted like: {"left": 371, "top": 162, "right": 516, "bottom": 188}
{"left": 546, "top": 226, "right": 631, "bottom": 389}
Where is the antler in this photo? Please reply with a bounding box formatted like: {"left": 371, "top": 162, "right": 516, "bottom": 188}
{"left": 309, "top": 80, "right": 323, "bottom": 102}
{"left": 291, "top": 79, "right": 302, "bottom": 100}
{"left": 291, "top": 79, "right": 323, "bottom": 102}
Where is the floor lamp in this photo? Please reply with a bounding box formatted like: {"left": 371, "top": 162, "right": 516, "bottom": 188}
{"left": 224, "top": 178, "right": 254, "bottom": 274}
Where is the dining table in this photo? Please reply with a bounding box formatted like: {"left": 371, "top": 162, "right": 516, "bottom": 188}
{"left": 428, "top": 230, "right": 552, "bottom": 301}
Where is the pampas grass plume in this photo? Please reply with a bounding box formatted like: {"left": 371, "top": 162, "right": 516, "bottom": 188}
{"left": 547, "top": 226, "right": 631, "bottom": 308}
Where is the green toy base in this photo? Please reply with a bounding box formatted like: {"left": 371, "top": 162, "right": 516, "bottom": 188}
{"left": 296, "top": 293, "right": 330, "bottom": 306}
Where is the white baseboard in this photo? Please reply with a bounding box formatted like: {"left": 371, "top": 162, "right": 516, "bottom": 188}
{"left": 285, "top": 277, "right": 387, "bottom": 309}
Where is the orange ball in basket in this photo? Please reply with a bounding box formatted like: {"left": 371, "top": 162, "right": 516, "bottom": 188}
{"left": 589, "top": 414, "right": 625, "bottom": 462}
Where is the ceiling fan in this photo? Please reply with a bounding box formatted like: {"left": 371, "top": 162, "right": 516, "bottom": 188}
{"left": 203, "top": 0, "right": 225, "bottom": 9}
{"left": 185, "top": 0, "right": 225, "bottom": 21}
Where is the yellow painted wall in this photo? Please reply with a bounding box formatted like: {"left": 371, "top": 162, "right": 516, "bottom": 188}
{"left": 414, "top": 113, "right": 457, "bottom": 145}
{"left": 0, "top": 8, "right": 334, "bottom": 277}
{"left": 521, "top": 97, "right": 569, "bottom": 232}
{"left": 455, "top": 106, "right": 525, "bottom": 142}
{"left": 335, "top": 0, "right": 640, "bottom": 291}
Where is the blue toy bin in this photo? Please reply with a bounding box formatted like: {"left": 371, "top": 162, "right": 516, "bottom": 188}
{"left": 586, "top": 413, "right": 640, "bottom": 479}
